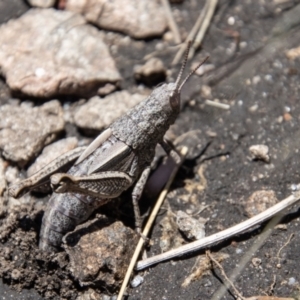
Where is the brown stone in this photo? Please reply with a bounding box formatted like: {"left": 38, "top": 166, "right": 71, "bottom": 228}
{"left": 0, "top": 9, "right": 121, "bottom": 97}
{"left": 65, "top": 0, "right": 167, "bottom": 39}
{"left": 0, "top": 100, "right": 64, "bottom": 164}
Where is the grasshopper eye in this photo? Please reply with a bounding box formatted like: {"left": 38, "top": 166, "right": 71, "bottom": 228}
{"left": 169, "top": 91, "right": 180, "bottom": 111}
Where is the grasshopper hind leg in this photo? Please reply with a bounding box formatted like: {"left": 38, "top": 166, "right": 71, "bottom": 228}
{"left": 8, "top": 147, "right": 86, "bottom": 199}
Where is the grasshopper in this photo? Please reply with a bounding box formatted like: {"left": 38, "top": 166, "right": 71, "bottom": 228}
{"left": 8, "top": 44, "right": 208, "bottom": 252}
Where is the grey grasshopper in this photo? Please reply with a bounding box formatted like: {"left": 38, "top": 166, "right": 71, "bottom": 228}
{"left": 8, "top": 44, "right": 208, "bottom": 252}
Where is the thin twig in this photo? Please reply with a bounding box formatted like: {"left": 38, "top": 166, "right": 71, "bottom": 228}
{"left": 172, "top": 1, "right": 208, "bottom": 65}
{"left": 206, "top": 251, "right": 246, "bottom": 300}
{"left": 161, "top": 0, "right": 181, "bottom": 44}
{"left": 136, "top": 191, "right": 300, "bottom": 270}
{"left": 276, "top": 233, "right": 294, "bottom": 261}
{"left": 188, "top": 0, "right": 219, "bottom": 60}
{"left": 205, "top": 99, "right": 230, "bottom": 110}
{"left": 117, "top": 147, "right": 188, "bottom": 300}
{"left": 212, "top": 213, "right": 283, "bottom": 300}
{"left": 267, "top": 274, "right": 276, "bottom": 296}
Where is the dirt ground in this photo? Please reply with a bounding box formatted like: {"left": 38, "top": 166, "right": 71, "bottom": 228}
{"left": 1, "top": 0, "right": 300, "bottom": 299}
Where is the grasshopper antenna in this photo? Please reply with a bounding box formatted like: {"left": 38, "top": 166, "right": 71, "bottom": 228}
{"left": 178, "top": 56, "right": 209, "bottom": 92}
{"left": 175, "top": 41, "right": 192, "bottom": 89}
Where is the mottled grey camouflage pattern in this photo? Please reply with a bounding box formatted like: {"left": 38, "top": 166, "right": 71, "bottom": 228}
{"left": 40, "top": 83, "right": 181, "bottom": 251}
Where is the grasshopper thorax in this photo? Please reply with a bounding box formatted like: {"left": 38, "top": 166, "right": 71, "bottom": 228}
{"left": 110, "top": 43, "right": 208, "bottom": 151}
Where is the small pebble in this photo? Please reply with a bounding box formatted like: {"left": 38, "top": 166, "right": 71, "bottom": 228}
{"left": 251, "top": 257, "right": 261, "bottom": 267}
{"left": 240, "top": 41, "right": 247, "bottom": 49}
{"left": 283, "top": 112, "right": 292, "bottom": 121}
{"left": 264, "top": 74, "right": 273, "bottom": 82}
{"left": 163, "top": 31, "right": 174, "bottom": 42}
{"left": 249, "top": 104, "right": 258, "bottom": 112}
{"left": 201, "top": 85, "right": 212, "bottom": 98}
{"left": 11, "top": 269, "right": 21, "bottom": 280}
{"left": 252, "top": 75, "right": 261, "bottom": 85}
{"left": 131, "top": 275, "right": 144, "bottom": 288}
{"left": 176, "top": 211, "right": 206, "bottom": 240}
{"left": 249, "top": 145, "right": 270, "bottom": 162}
{"left": 134, "top": 58, "right": 166, "bottom": 86}
{"left": 291, "top": 183, "right": 300, "bottom": 191}
{"left": 227, "top": 16, "right": 235, "bottom": 25}
{"left": 288, "top": 277, "right": 296, "bottom": 285}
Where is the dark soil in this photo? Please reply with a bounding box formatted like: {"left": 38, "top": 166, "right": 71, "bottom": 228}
{"left": 1, "top": 1, "right": 300, "bottom": 299}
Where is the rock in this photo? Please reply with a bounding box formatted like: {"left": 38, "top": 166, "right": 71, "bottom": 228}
{"left": 0, "top": 158, "right": 6, "bottom": 197}
{"left": 4, "top": 166, "right": 20, "bottom": 186}
{"left": 73, "top": 91, "right": 145, "bottom": 131}
{"left": 131, "top": 275, "right": 144, "bottom": 288}
{"left": 176, "top": 210, "right": 206, "bottom": 240}
{"left": 64, "top": 216, "right": 138, "bottom": 289}
{"left": 134, "top": 58, "right": 166, "bottom": 86}
{"left": 249, "top": 144, "right": 270, "bottom": 162}
{"left": 0, "top": 100, "right": 64, "bottom": 164}
{"left": 27, "top": 137, "right": 79, "bottom": 176}
{"left": 76, "top": 289, "right": 103, "bottom": 300}
{"left": 65, "top": 0, "right": 167, "bottom": 39}
{"left": 28, "top": 0, "right": 56, "bottom": 8}
{"left": 0, "top": 0, "right": 29, "bottom": 25}
{"left": 159, "top": 209, "right": 184, "bottom": 252}
{"left": 0, "top": 79, "right": 11, "bottom": 104}
{"left": 0, "top": 9, "right": 121, "bottom": 97}
{"left": 244, "top": 190, "right": 278, "bottom": 217}
{"left": 0, "top": 158, "right": 7, "bottom": 218}
{"left": 97, "top": 83, "right": 117, "bottom": 96}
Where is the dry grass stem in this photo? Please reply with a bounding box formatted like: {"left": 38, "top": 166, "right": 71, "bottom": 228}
{"left": 188, "top": 0, "right": 219, "bottom": 60}
{"left": 172, "top": 1, "right": 208, "bottom": 65}
{"left": 276, "top": 233, "right": 294, "bottom": 261}
{"left": 161, "top": 0, "right": 181, "bottom": 44}
{"left": 117, "top": 146, "right": 188, "bottom": 300}
{"left": 205, "top": 99, "right": 230, "bottom": 110}
{"left": 136, "top": 190, "right": 300, "bottom": 270}
{"left": 206, "top": 250, "right": 246, "bottom": 300}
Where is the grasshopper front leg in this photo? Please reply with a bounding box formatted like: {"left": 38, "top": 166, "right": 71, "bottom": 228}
{"left": 160, "top": 138, "right": 181, "bottom": 164}
{"left": 8, "top": 147, "right": 86, "bottom": 198}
